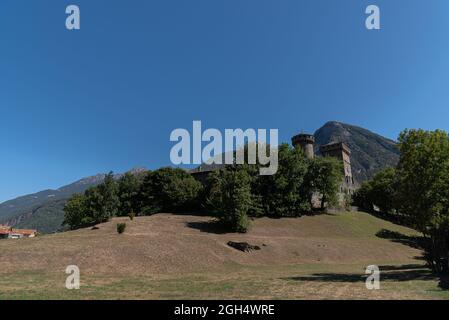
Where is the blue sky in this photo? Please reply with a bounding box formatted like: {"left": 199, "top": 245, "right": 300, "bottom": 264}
{"left": 1, "top": 0, "right": 448, "bottom": 202}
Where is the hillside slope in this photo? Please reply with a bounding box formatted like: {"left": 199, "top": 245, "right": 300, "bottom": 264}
{"left": 0, "top": 168, "right": 146, "bottom": 233}
{"left": 0, "top": 174, "right": 105, "bottom": 222}
{"left": 0, "top": 212, "right": 443, "bottom": 299}
{"left": 0, "top": 175, "right": 106, "bottom": 232}
{"left": 314, "top": 121, "right": 400, "bottom": 183}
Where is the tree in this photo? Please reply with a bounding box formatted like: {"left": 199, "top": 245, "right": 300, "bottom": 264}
{"left": 207, "top": 167, "right": 251, "bottom": 232}
{"left": 117, "top": 172, "right": 142, "bottom": 216}
{"left": 353, "top": 167, "right": 397, "bottom": 214}
{"left": 396, "top": 129, "right": 449, "bottom": 274}
{"left": 140, "top": 167, "right": 202, "bottom": 214}
{"left": 353, "top": 181, "right": 374, "bottom": 212}
{"left": 95, "top": 172, "right": 120, "bottom": 222}
{"left": 63, "top": 193, "right": 92, "bottom": 230}
{"left": 64, "top": 172, "right": 120, "bottom": 229}
{"left": 254, "top": 144, "right": 310, "bottom": 217}
{"left": 306, "top": 157, "right": 343, "bottom": 210}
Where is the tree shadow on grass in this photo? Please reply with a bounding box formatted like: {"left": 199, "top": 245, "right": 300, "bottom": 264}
{"left": 283, "top": 264, "right": 437, "bottom": 283}
{"left": 375, "top": 229, "right": 426, "bottom": 250}
{"left": 185, "top": 220, "right": 230, "bottom": 234}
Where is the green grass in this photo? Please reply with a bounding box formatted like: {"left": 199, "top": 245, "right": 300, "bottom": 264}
{"left": 1, "top": 263, "right": 448, "bottom": 300}
{"left": 0, "top": 211, "right": 448, "bottom": 300}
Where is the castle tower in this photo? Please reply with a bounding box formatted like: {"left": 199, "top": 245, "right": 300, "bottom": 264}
{"left": 291, "top": 133, "right": 315, "bottom": 159}
{"left": 319, "top": 142, "right": 354, "bottom": 192}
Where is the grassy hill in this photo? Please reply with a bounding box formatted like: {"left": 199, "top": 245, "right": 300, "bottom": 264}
{"left": 0, "top": 211, "right": 447, "bottom": 299}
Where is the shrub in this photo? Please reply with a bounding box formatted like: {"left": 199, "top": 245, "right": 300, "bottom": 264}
{"left": 341, "top": 192, "right": 352, "bottom": 211}
{"left": 117, "top": 223, "right": 126, "bottom": 234}
{"left": 128, "top": 211, "right": 135, "bottom": 221}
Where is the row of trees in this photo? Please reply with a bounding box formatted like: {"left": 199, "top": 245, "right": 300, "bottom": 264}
{"left": 205, "top": 146, "right": 343, "bottom": 232}
{"left": 63, "top": 143, "right": 344, "bottom": 233}
{"left": 354, "top": 129, "right": 449, "bottom": 274}
{"left": 63, "top": 169, "right": 201, "bottom": 229}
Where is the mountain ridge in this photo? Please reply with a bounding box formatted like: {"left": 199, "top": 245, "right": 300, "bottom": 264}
{"left": 0, "top": 168, "right": 147, "bottom": 233}
{"left": 313, "top": 121, "right": 400, "bottom": 183}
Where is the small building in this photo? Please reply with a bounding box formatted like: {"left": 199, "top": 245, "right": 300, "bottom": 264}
{"left": 0, "top": 225, "right": 37, "bottom": 239}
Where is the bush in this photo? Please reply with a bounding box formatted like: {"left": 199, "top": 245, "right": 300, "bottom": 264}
{"left": 128, "top": 211, "right": 135, "bottom": 221}
{"left": 343, "top": 192, "right": 352, "bottom": 211}
{"left": 117, "top": 223, "right": 126, "bottom": 234}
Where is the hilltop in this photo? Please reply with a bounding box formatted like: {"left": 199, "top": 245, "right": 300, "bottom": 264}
{"left": 0, "top": 211, "right": 445, "bottom": 299}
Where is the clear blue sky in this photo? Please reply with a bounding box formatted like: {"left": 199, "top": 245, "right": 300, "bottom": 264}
{"left": 1, "top": 0, "right": 448, "bottom": 202}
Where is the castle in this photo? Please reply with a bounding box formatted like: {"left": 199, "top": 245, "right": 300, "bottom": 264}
{"left": 190, "top": 132, "right": 356, "bottom": 195}
{"left": 291, "top": 133, "right": 355, "bottom": 194}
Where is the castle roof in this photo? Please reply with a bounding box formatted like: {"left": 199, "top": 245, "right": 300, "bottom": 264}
{"left": 319, "top": 141, "right": 351, "bottom": 154}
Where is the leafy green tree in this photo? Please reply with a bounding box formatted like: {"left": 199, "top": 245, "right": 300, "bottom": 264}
{"left": 95, "top": 172, "right": 120, "bottom": 222}
{"left": 306, "top": 156, "right": 343, "bottom": 210}
{"left": 254, "top": 144, "right": 310, "bottom": 217}
{"left": 353, "top": 167, "right": 397, "bottom": 214}
{"left": 140, "top": 167, "right": 202, "bottom": 214}
{"left": 353, "top": 181, "right": 374, "bottom": 212}
{"left": 396, "top": 129, "right": 449, "bottom": 274}
{"left": 207, "top": 167, "right": 252, "bottom": 232}
{"left": 66, "top": 172, "right": 120, "bottom": 227}
{"left": 117, "top": 172, "right": 142, "bottom": 216}
{"left": 63, "top": 193, "right": 93, "bottom": 230}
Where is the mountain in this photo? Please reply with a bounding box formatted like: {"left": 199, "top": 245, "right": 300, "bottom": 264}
{"left": 314, "top": 121, "right": 400, "bottom": 183}
{"left": 0, "top": 174, "right": 106, "bottom": 233}
{"left": 0, "top": 168, "right": 147, "bottom": 233}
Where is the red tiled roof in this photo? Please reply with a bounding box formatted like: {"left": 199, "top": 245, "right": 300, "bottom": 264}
{"left": 0, "top": 226, "right": 36, "bottom": 236}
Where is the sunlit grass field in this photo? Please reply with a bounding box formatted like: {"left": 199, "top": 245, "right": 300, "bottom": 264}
{"left": 0, "top": 212, "right": 447, "bottom": 299}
